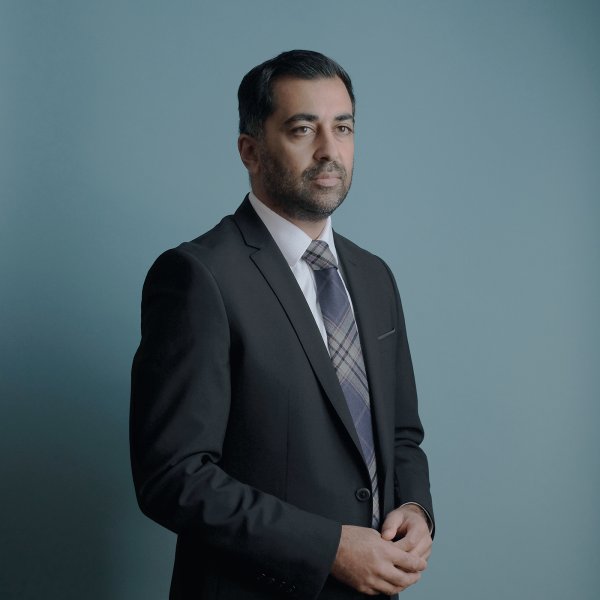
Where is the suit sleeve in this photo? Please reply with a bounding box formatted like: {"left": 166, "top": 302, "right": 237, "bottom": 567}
{"left": 130, "top": 247, "right": 341, "bottom": 599}
{"left": 381, "top": 261, "right": 435, "bottom": 534}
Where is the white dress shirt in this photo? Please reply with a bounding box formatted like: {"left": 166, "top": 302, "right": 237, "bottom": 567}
{"left": 248, "top": 192, "right": 354, "bottom": 351}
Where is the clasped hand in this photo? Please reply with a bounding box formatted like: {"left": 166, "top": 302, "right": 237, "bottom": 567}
{"left": 331, "top": 505, "right": 432, "bottom": 596}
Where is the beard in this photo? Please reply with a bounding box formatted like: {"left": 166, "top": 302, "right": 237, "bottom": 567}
{"left": 258, "top": 146, "right": 353, "bottom": 222}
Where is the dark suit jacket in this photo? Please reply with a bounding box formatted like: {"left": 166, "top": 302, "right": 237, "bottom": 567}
{"left": 130, "top": 198, "right": 433, "bottom": 600}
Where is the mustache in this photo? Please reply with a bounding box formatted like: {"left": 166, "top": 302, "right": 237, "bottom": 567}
{"left": 304, "top": 162, "right": 346, "bottom": 179}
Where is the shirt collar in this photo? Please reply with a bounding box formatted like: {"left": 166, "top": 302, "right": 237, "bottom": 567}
{"left": 248, "top": 192, "right": 339, "bottom": 267}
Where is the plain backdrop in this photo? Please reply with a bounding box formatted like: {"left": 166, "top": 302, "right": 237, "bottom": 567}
{"left": 1, "top": 1, "right": 599, "bottom": 598}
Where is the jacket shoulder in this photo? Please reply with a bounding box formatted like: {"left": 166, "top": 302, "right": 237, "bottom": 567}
{"left": 334, "top": 231, "right": 393, "bottom": 275}
{"left": 148, "top": 213, "right": 246, "bottom": 275}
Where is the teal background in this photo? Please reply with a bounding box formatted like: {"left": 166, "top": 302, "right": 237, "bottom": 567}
{"left": 1, "top": 1, "right": 599, "bottom": 598}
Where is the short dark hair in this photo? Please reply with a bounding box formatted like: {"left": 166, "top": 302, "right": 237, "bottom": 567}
{"left": 238, "top": 49, "right": 355, "bottom": 137}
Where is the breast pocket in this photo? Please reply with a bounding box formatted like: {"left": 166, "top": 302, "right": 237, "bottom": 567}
{"left": 377, "top": 328, "right": 396, "bottom": 341}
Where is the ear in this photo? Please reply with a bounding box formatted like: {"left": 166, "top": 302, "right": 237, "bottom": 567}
{"left": 238, "top": 134, "right": 261, "bottom": 175}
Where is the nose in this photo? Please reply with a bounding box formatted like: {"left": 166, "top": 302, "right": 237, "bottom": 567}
{"left": 313, "top": 129, "right": 339, "bottom": 163}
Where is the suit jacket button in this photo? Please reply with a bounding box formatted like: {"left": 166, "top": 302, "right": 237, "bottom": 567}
{"left": 355, "top": 487, "right": 371, "bottom": 501}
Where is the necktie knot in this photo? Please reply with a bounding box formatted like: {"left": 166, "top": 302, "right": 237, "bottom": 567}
{"left": 302, "top": 240, "right": 337, "bottom": 271}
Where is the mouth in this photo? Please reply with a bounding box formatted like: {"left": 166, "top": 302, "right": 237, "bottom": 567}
{"left": 311, "top": 174, "right": 342, "bottom": 187}
{"left": 308, "top": 165, "right": 345, "bottom": 188}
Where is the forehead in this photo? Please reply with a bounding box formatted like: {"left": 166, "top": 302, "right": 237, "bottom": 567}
{"left": 269, "top": 76, "right": 353, "bottom": 121}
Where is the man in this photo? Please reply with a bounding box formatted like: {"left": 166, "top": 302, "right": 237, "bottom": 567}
{"left": 131, "top": 50, "right": 433, "bottom": 600}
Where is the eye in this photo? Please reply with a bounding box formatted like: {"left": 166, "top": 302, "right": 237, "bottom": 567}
{"left": 291, "top": 125, "right": 313, "bottom": 136}
{"left": 337, "top": 124, "right": 353, "bottom": 135}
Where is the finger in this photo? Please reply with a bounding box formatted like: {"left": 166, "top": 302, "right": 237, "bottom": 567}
{"left": 398, "top": 530, "right": 432, "bottom": 554}
{"left": 387, "top": 545, "right": 427, "bottom": 573}
{"left": 402, "top": 536, "right": 431, "bottom": 560}
{"left": 378, "top": 563, "right": 422, "bottom": 593}
{"left": 381, "top": 511, "right": 404, "bottom": 541}
{"left": 399, "top": 515, "right": 431, "bottom": 547}
{"left": 414, "top": 533, "right": 433, "bottom": 557}
{"left": 394, "top": 536, "right": 413, "bottom": 553}
{"left": 363, "top": 570, "right": 419, "bottom": 596}
{"left": 394, "top": 527, "right": 427, "bottom": 553}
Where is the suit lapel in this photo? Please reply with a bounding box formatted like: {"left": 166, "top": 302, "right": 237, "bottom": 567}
{"left": 335, "top": 233, "right": 394, "bottom": 505}
{"left": 232, "top": 199, "right": 365, "bottom": 463}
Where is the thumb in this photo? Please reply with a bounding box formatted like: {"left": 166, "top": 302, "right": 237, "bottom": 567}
{"left": 381, "top": 511, "right": 404, "bottom": 541}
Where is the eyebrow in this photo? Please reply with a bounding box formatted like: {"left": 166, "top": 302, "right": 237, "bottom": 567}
{"left": 283, "top": 112, "right": 355, "bottom": 125}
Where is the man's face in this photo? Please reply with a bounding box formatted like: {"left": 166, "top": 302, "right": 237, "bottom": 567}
{"left": 253, "top": 76, "right": 355, "bottom": 222}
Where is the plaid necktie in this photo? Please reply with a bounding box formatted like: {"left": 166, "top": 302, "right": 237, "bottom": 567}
{"left": 303, "top": 240, "right": 380, "bottom": 528}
